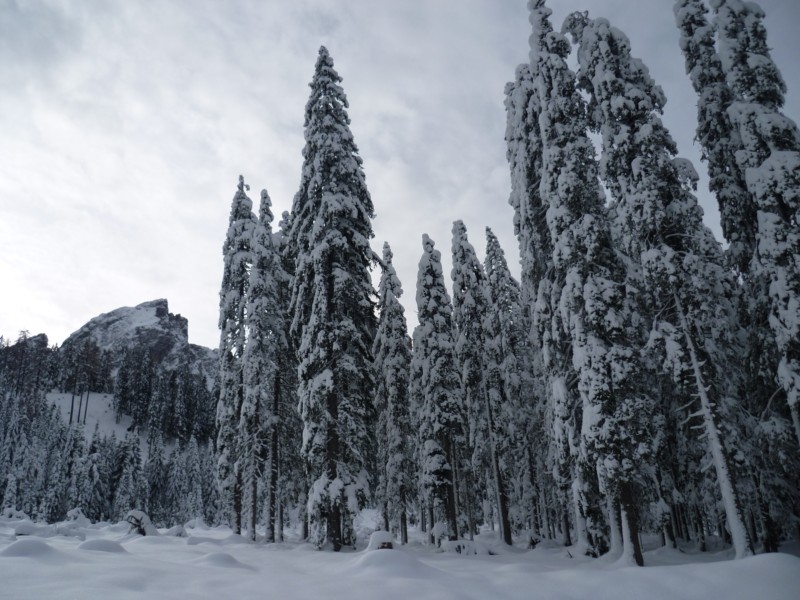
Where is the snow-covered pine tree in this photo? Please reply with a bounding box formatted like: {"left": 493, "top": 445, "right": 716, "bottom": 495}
{"left": 144, "top": 431, "right": 169, "bottom": 526}
{"left": 216, "top": 175, "right": 256, "bottom": 534}
{"left": 505, "top": 63, "right": 548, "bottom": 309}
{"left": 240, "top": 188, "right": 283, "bottom": 541}
{"left": 673, "top": 0, "right": 754, "bottom": 276}
{"left": 565, "top": 11, "right": 754, "bottom": 559}
{"left": 411, "top": 235, "right": 463, "bottom": 542}
{"left": 273, "top": 212, "right": 302, "bottom": 543}
{"left": 530, "top": 0, "right": 652, "bottom": 563}
{"left": 675, "top": 0, "right": 800, "bottom": 548}
{"left": 483, "top": 228, "right": 534, "bottom": 538}
{"left": 112, "top": 433, "right": 143, "bottom": 521}
{"left": 711, "top": 0, "right": 800, "bottom": 449}
{"left": 372, "top": 242, "right": 413, "bottom": 544}
{"left": 77, "top": 425, "right": 110, "bottom": 522}
{"left": 451, "top": 220, "right": 502, "bottom": 543}
{"left": 505, "top": 24, "right": 571, "bottom": 546}
{"left": 289, "top": 46, "right": 378, "bottom": 551}
{"left": 183, "top": 437, "right": 206, "bottom": 524}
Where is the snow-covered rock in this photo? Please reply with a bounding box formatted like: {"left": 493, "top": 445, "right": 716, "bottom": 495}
{"left": 61, "top": 299, "right": 217, "bottom": 378}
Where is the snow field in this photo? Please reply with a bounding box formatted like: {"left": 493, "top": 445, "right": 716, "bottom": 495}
{"left": 1, "top": 515, "right": 798, "bottom": 600}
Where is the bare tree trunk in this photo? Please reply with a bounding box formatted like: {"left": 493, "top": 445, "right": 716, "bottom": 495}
{"left": 233, "top": 470, "right": 243, "bottom": 535}
{"left": 607, "top": 494, "right": 622, "bottom": 557}
{"left": 428, "top": 502, "right": 435, "bottom": 545}
{"left": 249, "top": 473, "right": 257, "bottom": 541}
{"left": 619, "top": 482, "right": 644, "bottom": 566}
{"left": 485, "top": 391, "right": 512, "bottom": 545}
{"left": 561, "top": 499, "right": 572, "bottom": 547}
{"left": 675, "top": 294, "right": 753, "bottom": 559}
{"left": 76, "top": 388, "right": 84, "bottom": 427}
{"left": 444, "top": 438, "right": 459, "bottom": 541}
{"left": 265, "top": 374, "right": 280, "bottom": 543}
{"left": 69, "top": 385, "right": 76, "bottom": 425}
{"left": 400, "top": 508, "right": 408, "bottom": 545}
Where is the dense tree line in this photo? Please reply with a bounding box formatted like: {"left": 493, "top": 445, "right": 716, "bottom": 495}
{"left": 0, "top": 332, "right": 220, "bottom": 526}
{"left": 2, "top": 0, "right": 798, "bottom": 563}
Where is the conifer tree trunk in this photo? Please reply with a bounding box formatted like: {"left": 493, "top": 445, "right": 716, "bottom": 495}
{"left": 233, "top": 471, "right": 242, "bottom": 535}
{"left": 675, "top": 294, "right": 753, "bottom": 558}
{"left": 327, "top": 387, "right": 342, "bottom": 551}
{"left": 249, "top": 474, "right": 257, "bottom": 542}
{"left": 619, "top": 482, "right": 644, "bottom": 567}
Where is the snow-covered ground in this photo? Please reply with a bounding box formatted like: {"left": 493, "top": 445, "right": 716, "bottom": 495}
{"left": 50, "top": 392, "right": 133, "bottom": 440}
{"left": 31, "top": 393, "right": 800, "bottom": 599}
{"left": 1, "top": 514, "right": 798, "bottom": 600}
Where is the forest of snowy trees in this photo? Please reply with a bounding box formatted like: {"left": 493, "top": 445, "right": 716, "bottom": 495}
{"left": 2, "top": 0, "right": 799, "bottom": 566}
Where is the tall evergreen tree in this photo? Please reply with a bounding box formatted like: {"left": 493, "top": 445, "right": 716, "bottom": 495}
{"left": 505, "top": 32, "right": 567, "bottom": 547}
{"left": 530, "top": 0, "right": 651, "bottom": 563}
{"left": 675, "top": 0, "right": 800, "bottom": 548}
{"left": 711, "top": 0, "right": 800, "bottom": 448}
{"left": 239, "top": 189, "right": 280, "bottom": 541}
{"left": 566, "top": 10, "right": 754, "bottom": 559}
{"left": 451, "top": 220, "right": 503, "bottom": 543}
{"left": 411, "top": 235, "right": 463, "bottom": 542}
{"left": 483, "top": 228, "right": 533, "bottom": 538}
{"left": 673, "top": 0, "right": 754, "bottom": 275}
{"left": 372, "top": 242, "right": 413, "bottom": 544}
{"left": 216, "top": 175, "right": 256, "bottom": 534}
{"left": 289, "top": 46, "right": 378, "bottom": 551}
{"left": 274, "top": 212, "right": 303, "bottom": 542}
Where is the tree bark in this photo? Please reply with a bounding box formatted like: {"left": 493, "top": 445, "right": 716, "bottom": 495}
{"left": 619, "top": 481, "right": 644, "bottom": 566}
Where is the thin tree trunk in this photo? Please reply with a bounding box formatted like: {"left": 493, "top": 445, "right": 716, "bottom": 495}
{"left": 464, "top": 467, "right": 476, "bottom": 541}
{"left": 445, "top": 438, "right": 459, "bottom": 541}
{"left": 572, "top": 475, "right": 590, "bottom": 553}
{"left": 619, "top": 481, "right": 644, "bottom": 566}
{"left": 233, "top": 470, "right": 243, "bottom": 535}
{"left": 277, "top": 500, "right": 284, "bottom": 542}
{"left": 249, "top": 470, "right": 257, "bottom": 542}
{"left": 400, "top": 507, "right": 408, "bottom": 545}
{"left": 69, "top": 385, "right": 76, "bottom": 425}
{"left": 265, "top": 374, "right": 280, "bottom": 543}
{"left": 696, "top": 506, "right": 706, "bottom": 552}
{"left": 76, "top": 389, "right": 84, "bottom": 427}
{"left": 428, "top": 501, "right": 435, "bottom": 545}
{"left": 561, "top": 498, "right": 572, "bottom": 547}
{"left": 485, "top": 390, "right": 512, "bottom": 545}
{"left": 675, "top": 294, "right": 753, "bottom": 558}
{"left": 607, "top": 494, "right": 622, "bottom": 558}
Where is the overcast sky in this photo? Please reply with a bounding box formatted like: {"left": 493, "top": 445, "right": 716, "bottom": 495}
{"left": 1, "top": 0, "right": 798, "bottom": 349}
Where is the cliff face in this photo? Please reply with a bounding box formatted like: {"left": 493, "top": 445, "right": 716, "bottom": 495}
{"left": 62, "top": 299, "right": 217, "bottom": 381}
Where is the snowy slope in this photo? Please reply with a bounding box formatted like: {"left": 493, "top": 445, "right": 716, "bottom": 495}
{"left": 0, "top": 517, "right": 798, "bottom": 600}
{"left": 49, "top": 392, "right": 135, "bottom": 442}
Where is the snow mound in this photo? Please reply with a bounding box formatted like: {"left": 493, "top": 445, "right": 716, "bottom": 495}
{"left": 13, "top": 521, "right": 54, "bottom": 538}
{"left": 193, "top": 552, "right": 256, "bottom": 571}
{"left": 187, "top": 536, "right": 222, "bottom": 546}
{"left": 78, "top": 539, "right": 128, "bottom": 553}
{"left": 162, "top": 525, "right": 187, "bottom": 537}
{"left": 124, "top": 535, "right": 177, "bottom": 548}
{"left": 351, "top": 548, "right": 441, "bottom": 579}
{"left": 0, "top": 538, "right": 70, "bottom": 564}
